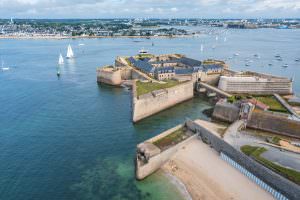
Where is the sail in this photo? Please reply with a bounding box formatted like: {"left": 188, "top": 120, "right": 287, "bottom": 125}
{"left": 58, "top": 53, "right": 64, "bottom": 64}
{"left": 66, "top": 45, "right": 74, "bottom": 58}
{"left": 200, "top": 44, "right": 204, "bottom": 52}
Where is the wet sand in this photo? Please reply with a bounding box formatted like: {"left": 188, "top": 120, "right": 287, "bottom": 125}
{"left": 162, "top": 138, "right": 274, "bottom": 200}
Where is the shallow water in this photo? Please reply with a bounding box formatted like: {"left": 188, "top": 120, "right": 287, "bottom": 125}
{"left": 0, "top": 28, "right": 299, "bottom": 199}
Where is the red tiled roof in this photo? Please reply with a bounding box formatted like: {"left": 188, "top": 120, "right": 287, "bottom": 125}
{"left": 245, "top": 98, "right": 270, "bottom": 110}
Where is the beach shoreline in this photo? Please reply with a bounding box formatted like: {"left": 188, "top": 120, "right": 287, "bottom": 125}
{"left": 0, "top": 35, "right": 195, "bottom": 40}
{"left": 161, "top": 138, "right": 274, "bottom": 200}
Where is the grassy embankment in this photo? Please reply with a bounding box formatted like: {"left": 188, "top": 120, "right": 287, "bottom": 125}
{"left": 153, "top": 127, "right": 188, "bottom": 150}
{"left": 241, "top": 145, "right": 300, "bottom": 185}
{"left": 255, "top": 96, "right": 288, "bottom": 113}
{"left": 136, "top": 80, "right": 180, "bottom": 96}
{"left": 227, "top": 95, "right": 288, "bottom": 113}
{"left": 271, "top": 136, "right": 281, "bottom": 145}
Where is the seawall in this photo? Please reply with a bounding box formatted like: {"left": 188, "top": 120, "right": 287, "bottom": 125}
{"left": 186, "top": 120, "right": 300, "bottom": 200}
{"left": 136, "top": 124, "right": 197, "bottom": 180}
{"left": 132, "top": 81, "right": 194, "bottom": 122}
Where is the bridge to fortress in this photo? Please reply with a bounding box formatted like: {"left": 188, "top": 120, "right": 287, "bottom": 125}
{"left": 196, "top": 81, "right": 232, "bottom": 98}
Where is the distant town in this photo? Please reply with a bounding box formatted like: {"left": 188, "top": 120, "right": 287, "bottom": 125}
{"left": 1, "top": 18, "right": 300, "bottom": 38}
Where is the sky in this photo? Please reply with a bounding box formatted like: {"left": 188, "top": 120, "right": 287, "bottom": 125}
{"left": 0, "top": 0, "right": 300, "bottom": 19}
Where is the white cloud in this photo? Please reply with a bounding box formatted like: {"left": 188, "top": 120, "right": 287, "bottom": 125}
{"left": 0, "top": 0, "right": 299, "bottom": 18}
{"left": 170, "top": 7, "right": 178, "bottom": 12}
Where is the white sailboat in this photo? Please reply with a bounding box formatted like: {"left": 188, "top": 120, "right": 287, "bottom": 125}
{"left": 66, "top": 44, "right": 74, "bottom": 59}
{"left": 200, "top": 44, "right": 204, "bottom": 52}
{"left": 215, "top": 36, "right": 219, "bottom": 41}
{"left": 58, "top": 53, "right": 64, "bottom": 65}
{"left": 1, "top": 59, "right": 10, "bottom": 71}
{"left": 224, "top": 37, "right": 227, "bottom": 42}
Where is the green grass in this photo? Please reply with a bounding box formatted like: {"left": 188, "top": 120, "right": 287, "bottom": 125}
{"left": 153, "top": 127, "right": 188, "bottom": 150}
{"left": 241, "top": 145, "right": 300, "bottom": 185}
{"left": 136, "top": 54, "right": 154, "bottom": 59}
{"left": 271, "top": 136, "right": 281, "bottom": 145}
{"left": 136, "top": 80, "right": 180, "bottom": 96}
{"left": 255, "top": 96, "right": 288, "bottom": 113}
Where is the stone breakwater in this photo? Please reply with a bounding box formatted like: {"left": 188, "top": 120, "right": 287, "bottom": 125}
{"left": 132, "top": 81, "right": 194, "bottom": 122}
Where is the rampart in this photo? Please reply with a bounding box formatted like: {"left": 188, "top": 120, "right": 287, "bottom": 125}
{"left": 248, "top": 110, "right": 300, "bottom": 139}
{"left": 96, "top": 67, "right": 122, "bottom": 85}
{"left": 132, "top": 81, "right": 194, "bottom": 122}
{"left": 186, "top": 120, "right": 300, "bottom": 200}
{"left": 136, "top": 124, "right": 197, "bottom": 180}
{"left": 212, "top": 101, "right": 300, "bottom": 139}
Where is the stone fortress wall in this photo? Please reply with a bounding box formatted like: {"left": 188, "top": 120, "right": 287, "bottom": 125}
{"left": 136, "top": 124, "right": 197, "bottom": 180}
{"left": 136, "top": 119, "right": 300, "bottom": 199}
{"left": 218, "top": 70, "right": 293, "bottom": 95}
{"left": 132, "top": 81, "right": 194, "bottom": 122}
{"left": 212, "top": 101, "right": 300, "bottom": 139}
{"left": 96, "top": 66, "right": 122, "bottom": 85}
{"left": 185, "top": 120, "right": 300, "bottom": 200}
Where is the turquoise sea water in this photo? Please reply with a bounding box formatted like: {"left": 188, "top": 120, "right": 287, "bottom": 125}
{"left": 0, "top": 28, "right": 300, "bottom": 199}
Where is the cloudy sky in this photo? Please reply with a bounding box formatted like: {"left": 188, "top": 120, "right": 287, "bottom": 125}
{"left": 0, "top": 0, "right": 300, "bottom": 18}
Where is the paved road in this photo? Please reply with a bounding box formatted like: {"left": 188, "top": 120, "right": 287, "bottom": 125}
{"left": 261, "top": 147, "right": 300, "bottom": 171}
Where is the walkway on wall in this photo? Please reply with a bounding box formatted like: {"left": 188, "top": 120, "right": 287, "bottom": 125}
{"left": 223, "top": 120, "right": 246, "bottom": 145}
{"left": 118, "top": 56, "right": 159, "bottom": 82}
{"left": 274, "top": 93, "right": 300, "bottom": 120}
{"left": 130, "top": 67, "right": 159, "bottom": 82}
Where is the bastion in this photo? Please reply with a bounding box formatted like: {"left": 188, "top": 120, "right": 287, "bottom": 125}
{"left": 96, "top": 66, "right": 122, "bottom": 86}
{"left": 212, "top": 101, "right": 300, "bottom": 139}
{"left": 132, "top": 80, "right": 194, "bottom": 122}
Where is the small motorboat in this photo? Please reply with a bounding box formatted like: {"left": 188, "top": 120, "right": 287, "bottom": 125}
{"left": 254, "top": 54, "right": 260, "bottom": 59}
{"left": 1, "top": 60, "right": 10, "bottom": 71}
{"left": 295, "top": 59, "right": 300, "bottom": 62}
{"left": 1, "top": 67, "right": 10, "bottom": 71}
{"left": 275, "top": 54, "right": 281, "bottom": 58}
{"left": 282, "top": 64, "right": 288, "bottom": 68}
{"left": 234, "top": 53, "right": 239, "bottom": 56}
{"left": 268, "top": 63, "right": 273, "bottom": 66}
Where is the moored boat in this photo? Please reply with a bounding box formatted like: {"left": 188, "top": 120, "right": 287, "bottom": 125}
{"left": 58, "top": 53, "right": 64, "bottom": 65}
{"left": 66, "top": 44, "right": 74, "bottom": 59}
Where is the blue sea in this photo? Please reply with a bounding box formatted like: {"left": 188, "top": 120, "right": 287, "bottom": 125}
{"left": 0, "top": 28, "right": 300, "bottom": 200}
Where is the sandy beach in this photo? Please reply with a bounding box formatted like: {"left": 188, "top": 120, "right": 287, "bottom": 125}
{"left": 162, "top": 138, "right": 274, "bottom": 200}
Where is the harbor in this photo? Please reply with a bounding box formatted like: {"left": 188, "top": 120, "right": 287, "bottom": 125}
{"left": 1, "top": 28, "right": 300, "bottom": 200}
